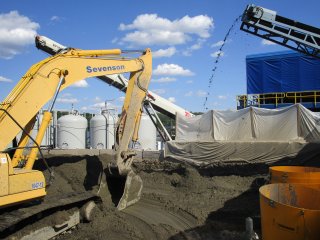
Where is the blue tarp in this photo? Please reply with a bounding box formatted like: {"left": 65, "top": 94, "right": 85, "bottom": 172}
{"left": 246, "top": 51, "right": 320, "bottom": 94}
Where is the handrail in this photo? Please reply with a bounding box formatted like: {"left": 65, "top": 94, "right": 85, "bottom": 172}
{"left": 237, "top": 90, "right": 320, "bottom": 109}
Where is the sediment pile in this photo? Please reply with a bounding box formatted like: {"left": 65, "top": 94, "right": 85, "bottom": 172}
{"left": 5, "top": 153, "right": 265, "bottom": 240}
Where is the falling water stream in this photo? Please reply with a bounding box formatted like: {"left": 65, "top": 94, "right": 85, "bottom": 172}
{"left": 203, "top": 14, "right": 243, "bottom": 111}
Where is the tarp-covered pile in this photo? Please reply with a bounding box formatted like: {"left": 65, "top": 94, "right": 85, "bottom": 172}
{"left": 165, "top": 104, "right": 320, "bottom": 166}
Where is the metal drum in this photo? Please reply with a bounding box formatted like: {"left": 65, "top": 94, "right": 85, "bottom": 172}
{"left": 137, "top": 113, "right": 156, "bottom": 150}
{"left": 270, "top": 166, "right": 320, "bottom": 189}
{"left": 57, "top": 113, "right": 87, "bottom": 149}
{"left": 260, "top": 183, "right": 320, "bottom": 240}
{"left": 90, "top": 110, "right": 117, "bottom": 149}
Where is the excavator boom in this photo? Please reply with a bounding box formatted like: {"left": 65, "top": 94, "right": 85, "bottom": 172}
{"left": 35, "top": 35, "right": 193, "bottom": 119}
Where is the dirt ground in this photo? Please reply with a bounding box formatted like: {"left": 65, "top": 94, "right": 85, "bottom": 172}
{"left": 6, "top": 153, "right": 266, "bottom": 240}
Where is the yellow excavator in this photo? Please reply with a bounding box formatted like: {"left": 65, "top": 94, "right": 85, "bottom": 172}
{"left": 0, "top": 46, "right": 152, "bottom": 212}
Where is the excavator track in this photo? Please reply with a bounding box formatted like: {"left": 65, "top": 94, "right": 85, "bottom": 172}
{"left": 0, "top": 191, "right": 100, "bottom": 237}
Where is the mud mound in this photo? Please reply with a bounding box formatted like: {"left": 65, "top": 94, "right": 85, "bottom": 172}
{"left": 57, "top": 157, "right": 263, "bottom": 240}
{"left": 6, "top": 154, "right": 264, "bottom": 239}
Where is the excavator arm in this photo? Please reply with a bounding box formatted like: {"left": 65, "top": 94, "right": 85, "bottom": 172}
{"left": 0, "top": 47, "right": 152, "bottom": 208}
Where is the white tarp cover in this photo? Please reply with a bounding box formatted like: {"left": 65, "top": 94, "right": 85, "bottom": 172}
{"left": 299, "top": 107, "right": 320, "bottom": 142}
{"left": 175, "top": 104, "right": 320, "bottom": 142}
{"left": 213, "top": 108, "right": 252, "bottom": 141}
{"left": 176, "top": 110, "right": 213, "bottom": 141}
{"left": 164, "top": 141, "right": 319, "bottom": 166}
{"left": 252, "top": 106, "right": 298, "bottom": 141}
{"left": 166, "top": 104, "right": 320, "bottom": 165}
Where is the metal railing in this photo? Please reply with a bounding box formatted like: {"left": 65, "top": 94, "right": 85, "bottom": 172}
{"left": 237, "top": 90, "right": 320, "bottom": 109}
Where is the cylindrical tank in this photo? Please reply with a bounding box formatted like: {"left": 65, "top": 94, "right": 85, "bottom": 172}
{"left": 260, "top": 183, "right": 320, "bottom": 240}
{"left": 270, "top": 166, "right": 320, "bottom": 190}
{"left": 57, "top": 113, "right": 87, "bottom": 149}
{"left": 137, "top": 113, "right": 157, "bottom": 150}
{"left": 90, "top": 110, "right": 117, "bottom": 149}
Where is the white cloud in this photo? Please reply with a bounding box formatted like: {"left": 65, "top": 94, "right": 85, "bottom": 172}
{"left": 94, "top": 96, "right": 102, "bottom": 102}
{"left": 71, "top": 79, "right": 88, "bottom": 88}
{"left": 182, "top": 38, "right": 206, "bottom": 56}
{"left": 152, "top": 77, "right": 177, "bottom": 83}
{"left": 60, "top": 93, "right": 72, "bottom": 98}
{"left": 151, "top": 88, "right": 166, "bottom": 95}
{"left": 49, "top": 16, "right": 65, "bottom": 25}
{"left": 186, "top": 80, "right": 193, "bottom": 84}
{"left": 211, "top": 50, "right": 224, "bottom": 58}
{"left": 212, "top": 102, "right": 221, "bottom": 107}
{"left": 196, "top": 90, "right": 207, "bottom": 97}
{"left": 190, "top": 40, "right": 204, "bottom": 50}
{"left": 118, "top": 96, "right": 125, "bottom": 102}
{"left": 0, "top": 76, "right": 13, "bottom": 82}
{"left": 211, "top": 40, "right": 225, "bottom": 48}
{"left": 0, "top": 11, "right": 40, "bottom": 59}
{"left": 56, "top": 97, "right": 79, "bottom": 104}
{"left": 153, "top": 63, "right": 194, "bottom": 76}
{"left": 82, "top": 98, "right": 120, "bottom": 112}
{"left": 119, "top": 14, "right": 213, "bottom": 46}
{"left": 153, "top": 47, "right": 176, "bottom": 58}
{"left": 121, "top": 30, "right": 186, "bottom": 46}
{"left": 168, "top": 97, "right": 176, "bottom": 103}
{"left": 184, "top": 91, "right": 193, "bottom": 97}
{"left": 50, "top": 16, "right": 61, "bottom": 21}
{"left": 211, "top": 39, "right": 231, "bottom": 48}
{"left": 92, "top": 102, "right": 106, "bottom": 108}
{"left": 262, "top": 39, "right": 276, "bottom": 45}
{"left": 218, "top": 95, "right": 227, "bottom": 100}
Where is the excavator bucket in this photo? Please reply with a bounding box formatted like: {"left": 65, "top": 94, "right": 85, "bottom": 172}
{"left": 117, "top": 171, "right": 143, "bottom": 210}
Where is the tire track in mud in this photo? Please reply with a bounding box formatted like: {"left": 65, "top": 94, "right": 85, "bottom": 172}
{"left": 122, "top": 198, "right": 198, "bottom": 239}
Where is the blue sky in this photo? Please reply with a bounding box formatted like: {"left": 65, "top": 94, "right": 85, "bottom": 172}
{"left": 1, "top": 0, "right": 319, "bottom": 113}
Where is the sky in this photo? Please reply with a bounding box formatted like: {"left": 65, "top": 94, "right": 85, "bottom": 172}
{"left": 1, "top": 0, "right": 319, "bottom": 114}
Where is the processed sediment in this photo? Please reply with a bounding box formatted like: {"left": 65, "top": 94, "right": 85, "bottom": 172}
{"left": 5, "top": 153, "right": 264, "bottom": 240}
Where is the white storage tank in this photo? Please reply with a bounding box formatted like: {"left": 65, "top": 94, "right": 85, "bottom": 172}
{"left": 57, "top": 112, "right": 87, "bottom": 149}
{"left": 137, "top": 113, "right": 157, "bottom": 150}
{"left": 90, "top": 110, "right": 117, "bottom": 149}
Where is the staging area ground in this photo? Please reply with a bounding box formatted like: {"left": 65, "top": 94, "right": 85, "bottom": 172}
{"left": 3, "top": 153, "right": 266, "bottom": 240}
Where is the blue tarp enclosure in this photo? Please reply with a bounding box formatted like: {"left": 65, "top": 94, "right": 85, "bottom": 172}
{"left": 246, "top": 51, "right": 320, "bottom": 94}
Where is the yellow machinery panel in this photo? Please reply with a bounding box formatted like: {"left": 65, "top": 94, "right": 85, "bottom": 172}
{"left": 0, "top": 152, "right": 46, "bottom": 207}
{"left": 0, "top": 153, "right": 9, "bottom": 197}
{"left": 0, "top": 189, "right": 46, "bottom": 207}
{"left": 9, "top": 169, "right": 46, "bottom": 195}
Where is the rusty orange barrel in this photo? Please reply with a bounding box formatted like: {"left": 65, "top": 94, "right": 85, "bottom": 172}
{"left": 260, "top": 183, "right": 320, "bottom": 240}
{"left": 270, "top": 166, "right": 320, "bottom": 186}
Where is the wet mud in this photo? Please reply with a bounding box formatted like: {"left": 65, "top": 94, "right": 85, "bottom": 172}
{"left": 6, "top": 153, "right": 265, "bottom": 240}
